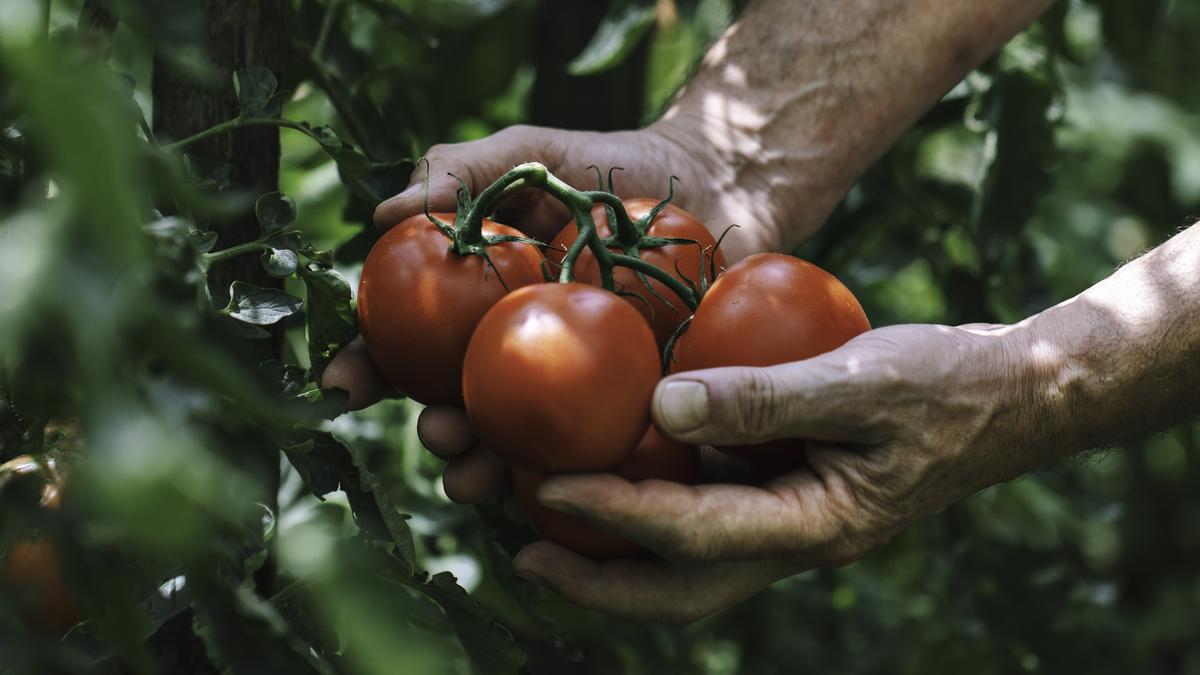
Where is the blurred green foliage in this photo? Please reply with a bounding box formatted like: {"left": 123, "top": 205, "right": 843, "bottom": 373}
{"left": 0, "top": 0, "right": 1198, "bottom": 674}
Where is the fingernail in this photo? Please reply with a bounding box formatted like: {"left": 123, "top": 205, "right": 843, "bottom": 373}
{"left": 656, "top": 380, "right": 709, "bottom": 433}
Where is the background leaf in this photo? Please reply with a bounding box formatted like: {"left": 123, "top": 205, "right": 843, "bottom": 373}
{"left": 223, "top": 281, "right": 304, "bottom": 325}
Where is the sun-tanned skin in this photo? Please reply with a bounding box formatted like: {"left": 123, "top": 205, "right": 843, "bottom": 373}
{"left": 323, "top": 0, "right": 1200, "bottom": 622}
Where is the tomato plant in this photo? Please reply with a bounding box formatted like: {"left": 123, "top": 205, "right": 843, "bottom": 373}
{"left": 0, "top": 455, "right": 80, "bottom": 630}
{"left": 548, "top": 199, "right": 726, "bottom": 348}
{"left": 511, "top": 426, "right": 701, "bottom": 559}
{"left": 462, "top": 282, "right": 660, "bottom": 472}
{"left": 671, "top": 253, "right": 870, "bottom": 476}
{"left": 358, "top": 213, "right": 545, "bottom": 405}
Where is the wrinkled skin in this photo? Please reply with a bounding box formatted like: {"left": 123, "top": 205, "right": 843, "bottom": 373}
{"left": 0, "top": 455, "right": 81, "bottom": 630}
{"left": 462, "top": 283, "right": 661, "bottom": 473}
{"left": 357, "top": 213, "right": 544, "bottom": 405}
{"left": 671, "top": 253, "right": 870, "bottom": 476}
{"left": 512, "top": 426, "right": 701, "bottom": 560}
{"left": 548, "top": 199, "right": 728, "bottom": 348}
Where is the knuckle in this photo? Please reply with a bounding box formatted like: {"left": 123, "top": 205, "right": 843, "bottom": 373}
{"left": 422, "top": 141, "right": 458, "bottom": 159}
{"left": 661, "top": 527, "right": 713, "bottom": 561}
{"left": 731, "top": 369, "right": 787, "bottom": 440}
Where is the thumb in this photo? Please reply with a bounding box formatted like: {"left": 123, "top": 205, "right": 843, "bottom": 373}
{"left": 651, "top": 360, "right": 872, "bottom": 446}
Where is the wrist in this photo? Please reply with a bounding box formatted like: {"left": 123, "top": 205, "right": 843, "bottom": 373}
{"left": 990, "top": 316, "right": 1091, "bottom": 469}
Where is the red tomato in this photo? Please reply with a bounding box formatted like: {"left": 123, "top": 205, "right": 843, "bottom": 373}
{"left": 358, "top": 213, "right": 545, "bottom": 405}
{"left": 548, "top": 200, "right": 727, "bottom": 349}
{"left": 671, "top": 253, "right": 870, "bottom": 477}
{"left": 463, "top": 283, "right": 660, "bottom": 472}
{"left": 0, "top": 456, "right": 81, "bottom": 630}
{"left": 512, "top": 426, "right": 701, "bottom": 560}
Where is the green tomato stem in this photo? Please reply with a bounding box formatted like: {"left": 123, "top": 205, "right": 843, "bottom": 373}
{"left": 464, "top": 162, "right": 696, "bottom": 307}
{"left": 557, "top": 219, "right": 594, "bottom": 284}
{"left": 609, "top": 253, "right": 698, "bottom": 311}
{"left": 457, "top": 163, "right": 549, "bottom": 249}
{"left": 583, "top": 191, "right": 641, "bottom": 246}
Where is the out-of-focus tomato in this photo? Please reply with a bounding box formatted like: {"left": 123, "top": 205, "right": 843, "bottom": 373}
{"left": 512, "top": 426, "right": 701, "bottom": 559}
{"left": 463, "top": 283, "right": 660, "bottom": 472}
{"left": 358, "top": 213, "right": 545, "bottom": 405}
{"left": 671, "top": 253, "right": 870, "bottom": 476}
{"left": 548, "top": 199, "right": 726, "bottom": 348}
{"left": 0, "top": 455, "right": 81, "bottom": 630}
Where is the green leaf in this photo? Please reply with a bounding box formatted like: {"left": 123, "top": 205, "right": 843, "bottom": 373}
{"left": 415, "top": 573, "right": 527, "bottom": 675}
{"left": 256, "top": 191, "right": 297, "bottom": 234}
{"left": 298, "top": 266, "right": 357, "bottom": 377}
{"left": 343, "top": 440, "right": 417, "bottom": 573}
{"left": 222, "top": 281, "right": 303, "bottom": 325}
{"left": 262, "top": 247, "right": 299, "bottom": 278}
{"left": 282, "top": 436, "right": 346, "bottom": 499}
{"left": 188, "top": 229, "right": 219, "bottom": 253}
{"left": 191, "top": 576, "right": 334, "bottom": 675}
{"left": 566, "top": 3, "right": 656, "bottom": 76}
{"left": 234, "top": 67, "right": 280, "bottom": 118}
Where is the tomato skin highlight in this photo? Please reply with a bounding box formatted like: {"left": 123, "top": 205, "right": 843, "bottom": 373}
{"left": 549, "top": 199, "right": 726, "bottom": 349}
{"left": 357, "top": 213, "right": 545, "bottom": 405}
{"left": 512, "top": 426, "right": 701, "bottom": 560}
{"left": 671, "top": 253, "right": 870, "bottom": 476}
{"left": 0, "top": 456, "right": 81, "bottom": 630}
{"left": 463, "top": 283, "right": 660, "bottom": 473}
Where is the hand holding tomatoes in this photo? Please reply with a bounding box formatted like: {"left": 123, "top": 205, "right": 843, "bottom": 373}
{"left": 510, "top": 322, "right": 1063, "bottom": 622}
{"left": 669, "top": 253, "right": 870, "bottom": 476}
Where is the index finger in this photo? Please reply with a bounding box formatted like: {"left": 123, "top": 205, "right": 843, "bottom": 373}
{"left": 513, "top": 541, "right": 797, "bottom": 623}
{"left": 535, "top": 470, "right": 856, "bottom": 564}
{"left": 373, "top": 160, "right": 464, "bottom": 231}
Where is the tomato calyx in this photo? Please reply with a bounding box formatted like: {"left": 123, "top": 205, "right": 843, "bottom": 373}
{"left": 413, "top": 161, "right": 547, "bottom": 290}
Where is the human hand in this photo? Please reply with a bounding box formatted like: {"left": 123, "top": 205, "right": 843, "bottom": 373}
{"left": 508, "top": 322, "right": 1069, "bottom": 622}
{"left": 373, "top": 122, "right": 777, "bottom": 261}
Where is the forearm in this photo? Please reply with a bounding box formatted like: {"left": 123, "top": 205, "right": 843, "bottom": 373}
{"left": 652, "top": 0, "right": 1056, "bottom": 251}
{"left": 1015, "top": 222, "right": 1200, "bottom": 461}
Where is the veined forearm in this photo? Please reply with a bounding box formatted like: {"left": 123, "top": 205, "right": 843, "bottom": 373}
{"left": 653, "top": 0, "right": 1057, "bottom": 251}
{"left": 1019, "top": 222, "right": 1200, "bottom": 459}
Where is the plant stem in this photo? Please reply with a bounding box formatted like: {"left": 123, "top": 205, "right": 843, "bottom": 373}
{"left": 162, "top": 117, "right": 313, "bottom": 153}
{"left": 457, "top": 163, "right": 549, "bottom": 248}
{"left": 201, "top": 239, "right": 271, "bottom": 267}
{"left": 313, "top": 0, "right": 343, "bottom": 63}
{"left": 584, "top": 191, "right": 641, "bottom": 246}
{"left": 557, "top": 222, "right": 594, "bottom": 283}
{"left": 610, "top": 253, "right": 698, "bottom": 310}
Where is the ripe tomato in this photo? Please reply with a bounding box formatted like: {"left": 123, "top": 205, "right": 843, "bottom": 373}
{"left": 463, "top": 283, "right": 660, "bottom": 472}
{"left": 512, "top": 426, "right": 701, "bottom": 559}
{"left": 671, "top": 253, "right": 870, "bottom": 476}
{"left": 0, "top": 455, "right": 81, "bottom": 630}
{"left": 548, "top": 200, "right": 727, "bottom": 349}
{"left": 358, "top": 213, "right": 545, "bottom": 405}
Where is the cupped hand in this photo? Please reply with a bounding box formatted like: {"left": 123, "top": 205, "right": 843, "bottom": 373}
{"left": 509, "top": 322, "right": 1067, "bottom": 622}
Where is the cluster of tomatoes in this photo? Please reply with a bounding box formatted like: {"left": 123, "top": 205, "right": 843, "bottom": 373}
{"left": 357, "top": 194, "right": 868, "bottom": 559}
